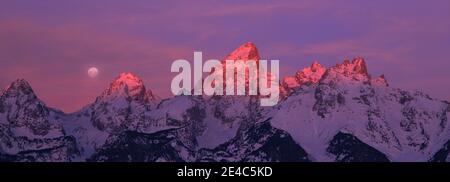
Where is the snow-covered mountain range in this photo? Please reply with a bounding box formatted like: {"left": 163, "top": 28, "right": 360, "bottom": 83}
{"left": 1, "top": 42, "right": 449, "bottom": 162}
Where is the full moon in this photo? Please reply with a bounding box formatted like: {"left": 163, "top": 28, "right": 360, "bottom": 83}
{"left": 87, "top": 67, "right": 99, "bottom": 78}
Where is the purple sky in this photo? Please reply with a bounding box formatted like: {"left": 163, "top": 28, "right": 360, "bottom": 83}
{"left": 0, "top": 0, "right": 449, "bottom": 112}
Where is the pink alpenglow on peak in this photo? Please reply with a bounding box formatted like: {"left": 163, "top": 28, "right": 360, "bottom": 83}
{"left": 280, "top": 58, "right": 385, "bottom": 98}
{"left": 99, "top": 72, "right": 149, "bottom": 102}
{"left": 352, "top": 58, "right": 369, "bottom": 76}
{"left": 110, "top": 73, "right": 144, "bottom": 90}
{"left": 90, "top": 72, "right": 157, "bottom": 133}
{"left": 218, "top": 42, "right": 263, "bottom": 96}
{"left": 281, "top": 61, "right": 326, "bottom": 97}
{"left": 332, "top": 58, "right": 369, "bottom": 77}
{"left": 222, "top": 42, "right": 260, "bottom": 62}
{"left": 170, "top": 42, "right": 280, "bottom": 106}
{"left": 316, "top": 58, "right": 372, "bottom": 86}
{"left": 295, "top": 61, "right": 326, "bottom": 85}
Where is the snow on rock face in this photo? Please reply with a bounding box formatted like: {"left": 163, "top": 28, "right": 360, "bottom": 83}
{"left": 195, "top": 96, "right": 261, "bottom": 149}
{"left": 88, "top": 128, "right": 198, "bottom": 162}
{"left": 352, "top": 58, "right": 369, "bottom": 75}
{"left": 100, "top": 72, "right": 148, "bottom": 101}
{"left": 281, "top": 61, "right": 326, "bottom": 97}
{"left": 431, "top": 137, "right": 450, "bottom": 162}
{"left": 196, "top": 43, "right": 266, "bottom": 150}
{"left": 0, "top": 79, "right": 63, "bottom": 137}
{"left": 90, "top": 73, "right": 154, "bottom": 133}
{"left": 62, "top": 108, "right": 109, "bottom": 161}
{"left": 198, "top": 121, "right": 311, "bottom": 162}
{"left": 0, "top": 80, "right": 77, "bottom": 161}
{"left": 61, "top": 73, "right": 162, "bottom": 160}
{"left": 270, "top": 59, "right": 450, "bottom": 162}
{"left": 189, "top": 43, "right": 267, "bottom": 149}
{"left": 297, "top": 61, "right": 327, "bottom": 84}
{"left": 137, "top": 95, "right": 206, "bottom": 135}
{"left": 0, "top": 124, "right": 78, "bottom": 161}
{"left": 323, "top": 58, "right": 370, "bottom": 84}
{"left": 207, "top": 42, "right": 262, "bottom": 96}
{"left": 280, "top": 58, "right": 367, "bottom": 98}
{"left": 327, "top": 132, "right": 390, "bottom": 162}
{"left": 2, "top": 42, "right": 450, "bottom": 162}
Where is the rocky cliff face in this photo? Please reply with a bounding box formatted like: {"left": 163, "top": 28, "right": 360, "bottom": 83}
{"left": 270, "top": 58, "right": 450, "bottom": 161}
{"left": 1, "top": 42, "right": 449, "bottom": 162}
{"left": 0, "top": 79, "right": 78, "bottom": 161}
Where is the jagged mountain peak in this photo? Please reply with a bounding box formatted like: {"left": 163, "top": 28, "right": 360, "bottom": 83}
{"left": 89, "top": 72, "right": 156, "bottom": 133}
{"left": 315, "top": 58, "right": 371, "bottom": 86}
{"left": 352, "top": 58, "right": 368, "bottom": 75}
{"left": 281, "top": 58, "right": 377, "bottom": 98}
{"left": 110, "top": 72, "right": 144, "bottom": 91}
{"left": 0, "top": 79, "right": 66, "bottom": 138}
{"left": 273, "top": 60, "right": 450, "bottom": 162}
{"left": 223, "top": 42, "right": 260, "bottom": 62}
{"left": 296, "top": 61, "right": 326, "bottom": 83}
{"left": 310, "top": 61, "right": 324, "bottom": 72}
{"left": 330, "top": 58, "right": 369, "bottom": 77}
{"left": 208, "top": 42, "right": 263, "bottom": 96}
{"left": 98, "top": 72, "right": 148, "bottom": 101}
{"left": 281, "top": 61, "right": 327, "bottom": 97}
{"left": 371, "top": 74, "right": 389, "bottom": 87}
{"left": 2, "top": 46, "right": 450, "bottom": 162}
{"left": 0, "top": 79, "right": 45, "bottom": 115}
{"left": 2, "top": 79, "right": 36, "bottom": 98}
{"left": 116, "top": 72, "right": 141, "bottom": 81}
{"left": 10, "top": 78, "right": 31, "bottom": 87}
{"left": 0, "top": 79, "right": 44, "bottom": 111}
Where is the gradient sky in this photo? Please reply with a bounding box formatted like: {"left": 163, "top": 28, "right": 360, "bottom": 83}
{"left": 1, "top": 0, "right": 449, "bottom": 112}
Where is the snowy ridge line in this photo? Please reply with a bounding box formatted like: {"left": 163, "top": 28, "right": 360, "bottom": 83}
{"left": 1, "top": 42, "right": 449, "bottom": 162}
